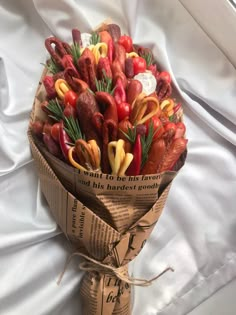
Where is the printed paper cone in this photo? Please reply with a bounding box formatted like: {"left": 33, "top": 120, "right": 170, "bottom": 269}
{"left": 29, "top": 127, "right": 173, "bottom": 315}
{"left": 28, "top": 68, "right": 186, "bottom": 314}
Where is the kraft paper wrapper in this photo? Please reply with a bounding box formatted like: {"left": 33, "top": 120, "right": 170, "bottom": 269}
{"left": 28, "top": 67, "right": 186, "bottom": 315}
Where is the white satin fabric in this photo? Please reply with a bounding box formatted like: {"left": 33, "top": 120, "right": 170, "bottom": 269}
{"left": 0, "top": 1, "right": 236, "bottom": 314}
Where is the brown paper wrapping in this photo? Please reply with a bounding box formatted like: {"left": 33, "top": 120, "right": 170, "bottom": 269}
{"left": 28, "top": 67, "right": 186, "bottom": 315}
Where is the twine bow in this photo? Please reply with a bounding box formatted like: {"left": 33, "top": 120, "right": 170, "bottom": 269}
{"left": 57, "top": 252, "right": 174, "bottom": 287}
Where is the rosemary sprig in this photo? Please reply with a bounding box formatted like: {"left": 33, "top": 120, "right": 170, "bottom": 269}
{"left": 87, "top": 87, "right": 95, "bottom": 96}
{"left": 140, "top": 121, "right": 155, "bottom": 168}
{"left": 41, "top": 59, "right": 61, "bottom": 75}
{"left": 120, "top": 126, "right": 137, "bottom": 144}
{"left": 45, "top": 98, "right": 83, "bottom": 143}
{"left": 70, "top": 42, "right": 81, "bottom": 66}
{"left": 90, "top": 32, "right": 100, "bottom": 45}
{"left": 140, "top": 51, "right": 153, "bottom": 67}
{"left": 47, "top": 99, "right": 64, "bottom": 121}
{"left": 120, "top": 120, "right": 160, "bottom": 168}
{"left": 121, "top": 122, "right": 157, "bottom": 168}
{"left": 64, "top": 116, "right": 83, "bottom": 143}
{"left": 95, "top": 70, "right": 115, "bottom": 95}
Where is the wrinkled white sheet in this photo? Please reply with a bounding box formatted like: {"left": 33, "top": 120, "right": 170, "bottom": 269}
{"left": 0, "top": 0, "right": 236, "bottom": 314}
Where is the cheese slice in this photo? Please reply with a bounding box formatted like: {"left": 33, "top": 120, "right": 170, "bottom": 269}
{"left": 134, "top": 71, "right": 156, "bottom": 95}
{"left": 81, "top": 33, "right": 92, "bottom": 48}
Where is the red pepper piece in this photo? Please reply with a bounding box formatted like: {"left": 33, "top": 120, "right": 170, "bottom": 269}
{"left": 114, "top": 78, "right": 126, "bottom": 105}
{"left": 126, "top": 134, "right": 142, "bottom": 176}
{"left": 133, "top": 56, "right": 147, "bottom": 75}
{"left": 118, "top": 35, "right": 133, "bottom": 53}
{"left": 43, "top": 76, "right": 57, "bottom": 99}
{"left": 173, "top": 103, "right": 182, "bottom": 113}
{"left": 117, "top": 102, "right": 131, "bottom": 122}
{"left": 59, "top": 121, "right": 72, "bottom": 161}
{"left": 64, "top": 90, "right": 78, "bottom": 108}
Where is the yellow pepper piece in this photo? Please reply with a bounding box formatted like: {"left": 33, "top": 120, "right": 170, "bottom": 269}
{"left": 131, "top": 93, "right": 160, "bottom": 125}
{"left": 55, "top": 79, "right": 71, "bottom": 99}
{"left": 160, "top": 99, "right": 174, "bottom": 117}
{"left": 80, "top": 43, "right": 107, "bottom": 64}
{"left": 75, "top": 139, "right": 101, "bottom": 171}
{"left": 87, "top": 140, "right": 101, "bottom": 170}
{"left": 92, "top": 42, "right": 108, "bottom": 64}
{"left": 126, "top": 52, "right": 139, "bottom": 58}
{"left": 68, "top": 147, "right": 87, "bottom": 171}
{"left": 108, "top": 139, "right": 133, "bottom": 176}
{"left": 118, "top": 153, "right": 134, "bottom": 176}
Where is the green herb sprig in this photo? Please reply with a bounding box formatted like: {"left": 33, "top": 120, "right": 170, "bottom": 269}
{"left": 45, "top": 98, "right": 83, "bottom": 143}
{"left": 140, "top": 121, "right": 155, "bottom": 168}
{"left": 41, "top": 59, "right": 61, "bottom": 75}
{"left": 90, "top": 32, "right": 100, "bottom": 45}
{"left": 70, "top": 42, "right": 81, "bottom": 66}
{"left": 121, "top": 121, "right": 158, "bottom": 168}
{"left": 64, "top": 116, "right": 83, "bottom": 143}
{"left": 140, "top": 51, "right": 153, "bottom": 67}
{"left": 95, "top": 70, "right": 115, "bottom": 95}
{"left": 46, "top": 99, "right": 64, "bottom": 121}
{"left": 120, "top": 126, "right": 137, "bottom": 144}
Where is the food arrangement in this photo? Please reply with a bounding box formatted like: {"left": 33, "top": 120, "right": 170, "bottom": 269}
{"left": 31, "top": 23, "right": 187, "bottom": 177}
{"left": 28, "top": 21, "right": 188, "bottom": 315}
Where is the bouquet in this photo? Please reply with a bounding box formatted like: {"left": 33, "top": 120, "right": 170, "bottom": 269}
{"left": 28, "top": 20, "right": 187, "bottom": 315}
